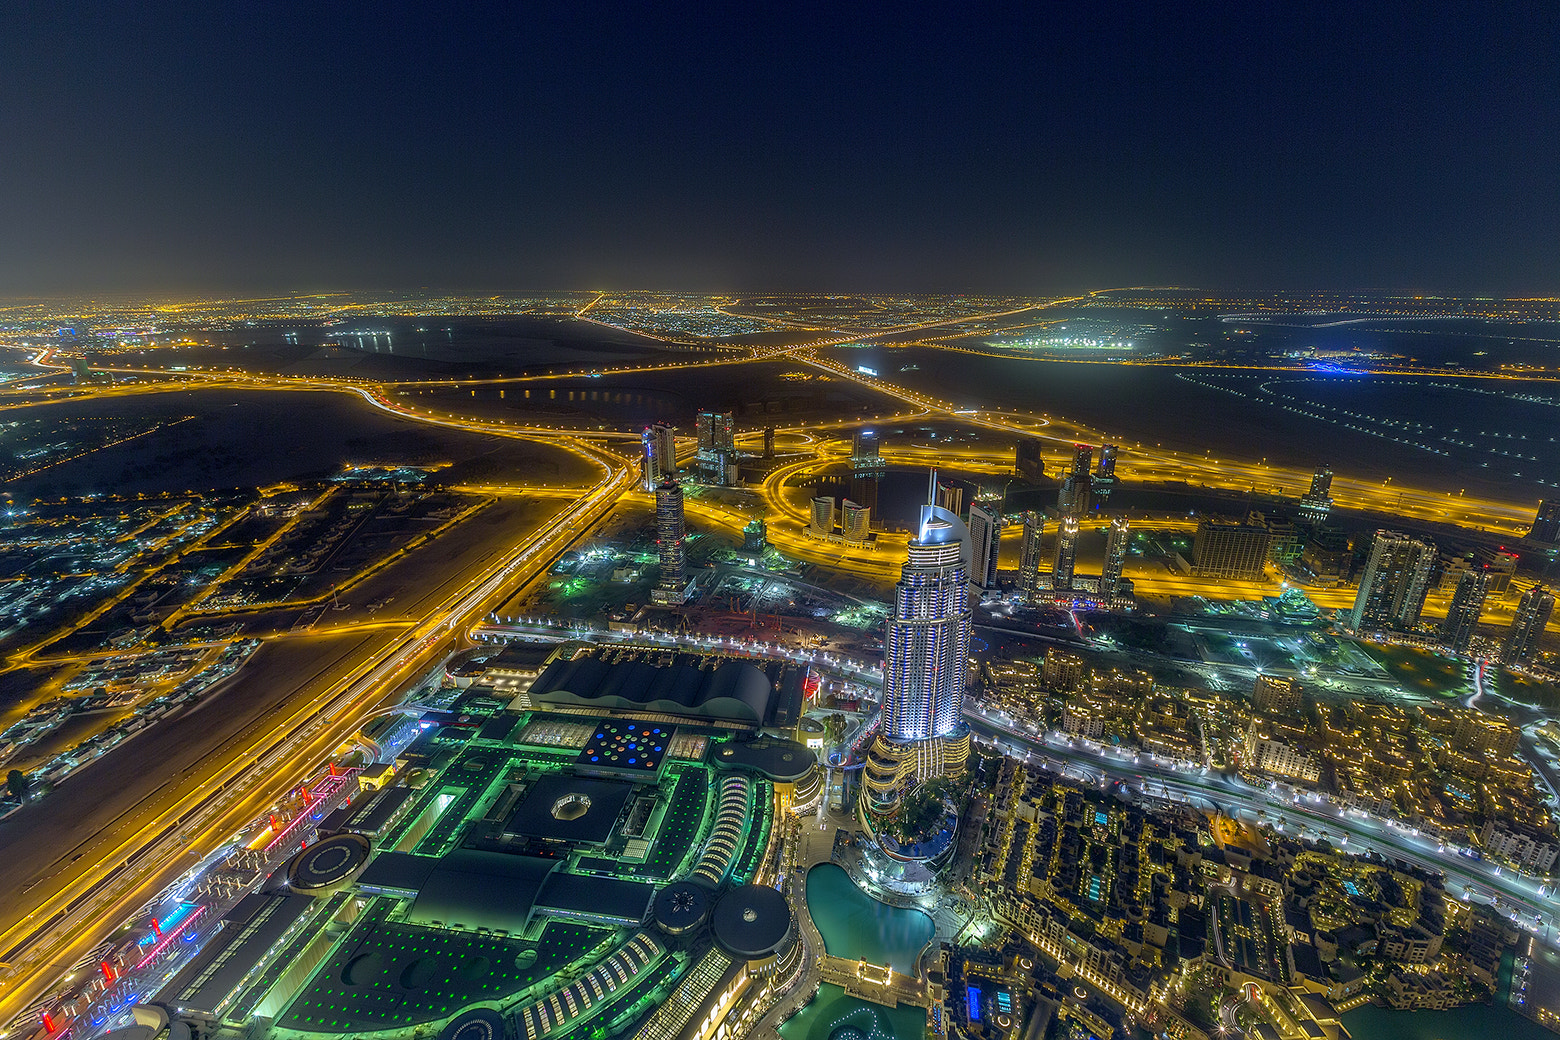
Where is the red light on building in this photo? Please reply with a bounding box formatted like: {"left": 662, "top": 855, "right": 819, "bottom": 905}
{"left": 100, "top": 960, "right": 116, "bottom": 983}
{"left": 41, "top": 1013, "right": 57, "bottom": 1034}
{"left": 151, "top": 919, "right": 162, "bottom": 937}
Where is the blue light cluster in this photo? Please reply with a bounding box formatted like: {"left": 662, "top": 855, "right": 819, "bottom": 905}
{"left": 577, "top": 721, "right": 670, "bottom": 773}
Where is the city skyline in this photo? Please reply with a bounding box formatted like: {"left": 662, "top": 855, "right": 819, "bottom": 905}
{"left": 3, "top": 4, "right": 1560, "bottom": 1039}
{"left": 1, "top": 288, "right": 1558, "bottom": 1040}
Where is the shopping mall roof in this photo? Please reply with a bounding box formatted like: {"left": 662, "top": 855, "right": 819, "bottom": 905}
{"left": 536, "top": 872, "right": 655, "bottom": 925}
{"left": 484, "top": 641, "right": 560, "bottom": 675}
{"left": 288, "top": 833, "right": 372, "bottom": 893}
{"left": 574, "top": 719, "right": 671, "bottom": 778}
{"left": 406, "top": 851, "right": 561, "bottom": 933}
{"left": 527, "top": 647, "right": 805, "bottom": 728}
{"left": 503, "top": 773, "right": 635, "bottom": 845}
{"left": 710, "top": 884, "right": 793, "bottom": 960}
{"left": 651, "top": 881, "right": 710, "bottom": 935}
{"left": 356, "top": 849, "right": 655, "bottom": 932}
{"left": 436, "top": 1008, "right": 507, "bottom": 1040}
{"left": 156, "top": 893, "right": 319, "bottom": 1017}
{"left": 709, "top": 737, "right": 816, "bottom": 782}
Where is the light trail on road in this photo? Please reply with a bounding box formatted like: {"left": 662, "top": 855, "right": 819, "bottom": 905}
{"left": 0, "top": 433, "right": 636, "bottom": 1028}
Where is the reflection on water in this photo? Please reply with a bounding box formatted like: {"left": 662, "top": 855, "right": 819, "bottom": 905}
{"left": 777, "top": 982, "right": 924, "bottom": 1040}
{"left": 1341, "top": 1002, "right": 1550, "bottom": 1040}
{"left": 804, "top": 863, "right": 933, "bottom": 976}
{"left": 1341, "top": 947, "right": 1544, "bottom": 1040}
{"left": 856, "top": 346, "right": 1560, "bottom": 497}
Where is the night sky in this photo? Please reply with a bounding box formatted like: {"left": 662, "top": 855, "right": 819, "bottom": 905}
{"left": 2, "top": 3, "right": 1556, "bottom": 296}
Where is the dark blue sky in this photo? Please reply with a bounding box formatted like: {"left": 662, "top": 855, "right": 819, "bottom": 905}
{"left": 1, "top": 2, "right": 1556, "bottom": 295}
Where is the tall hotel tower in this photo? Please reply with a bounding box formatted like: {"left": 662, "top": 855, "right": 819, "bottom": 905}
{"left": 1503, "top": 585, "right": 1555, "bottom": 666}
{"left": 1101, "top": 515, "right": 1130, "bottom": 602}
{"left": 1350, "top": 530, "right": 1436, "bottom": 632}
{"left": 862, "top": 472, "right": 973, "bottom": 825}
{"left": 1019, "top": 511, "right": 1046, "bottom": 602}
{"left": 650, "top": 479, "right": 690, "bottom": 605}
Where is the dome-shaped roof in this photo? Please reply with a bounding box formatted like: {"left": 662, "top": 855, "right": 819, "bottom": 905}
{"left": 288, "top": 833, "right": 372, "bottom": 893}
{"left": 711, "top": 884, "right": 793, "bottom": 960}
{"left": 652, "top": 881, "right": 710, "bottom": 935}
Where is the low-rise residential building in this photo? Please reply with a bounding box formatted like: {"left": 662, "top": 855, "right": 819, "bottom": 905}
{"left": 1478, "top": 820, "right": 1560, "bottom": 873}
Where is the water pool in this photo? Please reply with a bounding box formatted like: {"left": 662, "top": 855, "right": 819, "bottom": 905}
{"left": 804, "top": 863, "right": 934, "bottom": 976}
{"left": 777, "top": 983, "right": 925, "bottom": 1040}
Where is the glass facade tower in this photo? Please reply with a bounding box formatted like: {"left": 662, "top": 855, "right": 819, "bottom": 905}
{"left": 881, "top": 503, "right": 971, "bottom": 742}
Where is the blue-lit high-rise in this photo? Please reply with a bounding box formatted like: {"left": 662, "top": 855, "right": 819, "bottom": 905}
{"left": 862, "top": 475, "right": 973, "bottom": 831}
{"left": 641, "top": 421, "right": 677, "bottom": 491}
{"left": 881, "top": 503, "right": 971, "bottom": 741}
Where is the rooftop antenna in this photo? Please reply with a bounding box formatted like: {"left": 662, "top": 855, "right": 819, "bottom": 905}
{"left": 927, "top": 466, "right": 938, "bottom": 505}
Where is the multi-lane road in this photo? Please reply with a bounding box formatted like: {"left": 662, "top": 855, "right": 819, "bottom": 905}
{"left": 0, "top": 435, "right": 635, "bottom": 1027}
{"left": 1, "top": 304, "right": 1556, "bottom": 1027}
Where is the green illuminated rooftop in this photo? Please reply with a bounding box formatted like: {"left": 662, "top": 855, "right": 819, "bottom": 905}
{"left": 247, "top": 709, "right": 778, "bottom": 1040}
{"left": 279, "top": 903, "right": 609, "bottom": 1033}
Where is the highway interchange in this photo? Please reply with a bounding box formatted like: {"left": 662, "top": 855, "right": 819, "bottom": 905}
{"left": 0, "top": 297, "right": 1557, "bottom": 1029}
{"left": 0, "top": 398, "right": 636, "bottom": 1027}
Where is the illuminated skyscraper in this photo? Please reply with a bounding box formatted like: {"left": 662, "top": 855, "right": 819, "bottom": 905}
{"left": 762, "top": 425, "right": 776, "bottom": 458}
{"left": 1015, "top": 437, "right": 1046, "bottom": 484}
{"left": 850, "top": 472, "right": 880, "bottom": 519}
{"left": 651, "top": 479, "right": 690, "bottom": 605}
{"left": 1051, "top": 515, "right": 1079, "bottom": 592}
{"left": 850, "top": 428, "right": 885, "bottom": 519}
{"left": 1057, "top": 444, "right": 1092, "bottom": 515}
{"left": 1349, "top": 530, "right": 1437, "bottom": 632}
{"left": 1192, "top": 519, "right": 1270, "bottom": 580}
{"left": 1091, "top": 444, "right": 1118, "bottom": 510}
{"left": 852, "top": 428, "right": 882, "bottom": 466}
{"left": 1019, "top": 511, "right": 1045, "bottom": 601}
{"left": 696, "top": 409, "right": 734, "bottom": 454}
{"left": 936, "top": 481, "right": 964, "bottom": 518}
{"left": 1308, "top": 465, "right": 1333, "bottom": 499}
{"left": 641, "top": 421, "right": 677, "bottom": 491}
{"left": 1440, "top": 568, "right": 1489, "bottom": 654}
{"left": 842, "top": 499, "right": 871, "bottom": 546}
{"left": 1299, "top": 465, "right": 1334, "bottom": 521}
{"left": 1101, "top": 516, "right": 1130, "bottom": 600}
{"left": 1255, "top": 512, "right": 1302, "bottom": 570}
{"left": 1502, "top": 585, "right": 1555, "bottom": 666}
{"left": 809, "top": 496, "right": 835, "bottom": 539}
{"left": 743, "top": 518, "right": 767, "bottom": 554}
{"left": 696, "top": 410, "right": 734, "bottom": 484}
{"left": 967, "top": 500, "right": 1003, "bottom": 592}
{"left": 862, "top": 477, "right": 973, "bottom": 823}
{"left": 880, "top": 495, "right": 971, "bottom": 742}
